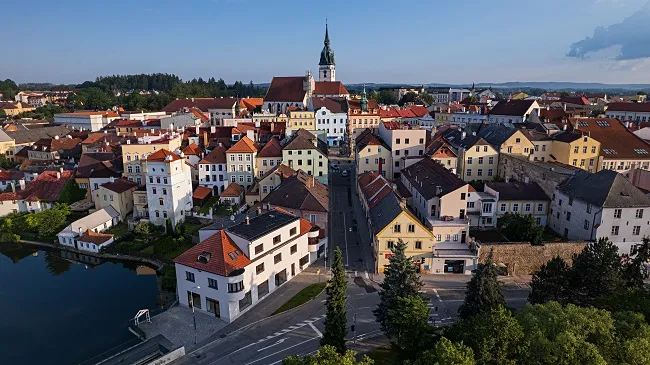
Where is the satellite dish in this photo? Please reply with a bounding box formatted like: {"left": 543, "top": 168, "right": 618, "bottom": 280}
{"left": 230, "top": 215, "right": 235, "bottom": 221}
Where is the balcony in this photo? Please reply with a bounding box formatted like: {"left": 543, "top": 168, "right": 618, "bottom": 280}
{"left": 427, "top": 215, "right": 469, "bottom": 228}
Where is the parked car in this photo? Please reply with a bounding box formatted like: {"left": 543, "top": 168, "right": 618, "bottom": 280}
{"left": 341, "top": 170, "right": 348, "bottom": 177}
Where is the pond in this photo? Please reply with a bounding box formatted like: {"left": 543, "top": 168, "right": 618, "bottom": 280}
{"left": 0, "top": 244, "right": 159, "bottom": 365}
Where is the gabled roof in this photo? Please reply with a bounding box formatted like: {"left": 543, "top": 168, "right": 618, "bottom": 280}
{"left": 571, "top": 117, "right": 650, "bottom": 159}
{"left": 428, "top": 140, "right": 457, "bottom": 158}
{"left": 199, "top": 146, "right": 227, "bottom": 164}
{"left": 311, "top": 97, "right": 349, "bottom": 114}
{"left": 101, "top": 178, "right": 138, "bottom": 194}
{"left": 314, "top": 81, "right": 349, "bottom": 96}
{"left": 489, "top": 99, "right": 536, "bottom": 116}
{"left": 356, "top": 131, "right": 389, "bottom": 151}
{"left": 147, "top": 149, "right": 181, "bottom": 162}
{"left": 402, "top": 158, "right": 467, "bottom": 200}
{"left": 486, "top": 181, "right": 549, "bottom": 201}
{"left": 358, "top": 172, "right": 394, "bottom": 209}
{"left": 442, "top": 129, "right": 491, "bottom": 149}
{"left": 227, "top": 136, "right": 258, "bottom": 153}
{"left": 257, "top": 137, "right": 283, "bottom": 158}
{"left": 182, "top": 143, "right": 203, "bottom": 156}
{"left": 607, "top": 102, "right": 650, "bottom": 113}
{"left": 559, "top": 170, "right": 650, "bottom": 208}
{"left": 78, "top": 229, "right": 114, "bottom": 245}
{"left": 6, "top": 125, "right": 73, "bottom": 145}
{"left": 62, "top": 206, "right": 120, "bottom": 235}
{"left": 262, "top": 171, "right": 329, "bottom": 213}
{"left": 0, "top": 170, "right": 24, "bottom": 181}
{"left": 21, "top": 170, "right": 74, "bottom": 201}
{"left": 193, "top": 186, "right": 213, "bottom": 200}
{"left": 173, "top": 230, "right": 251, "bottom": 277}
{"left": 476, "top": 124, "right": 521, "bottom": 148}
{"left": 221, "top": 183, "right": 244, "bottom": 197}
{"left": 283, "top": 129, "right": 328, "bottom": 155}
{"left": 226, "top": 209, "right": 300, "bottom": 241}
{"left": 264, "top": 77, "right": 307, "bottom": 102}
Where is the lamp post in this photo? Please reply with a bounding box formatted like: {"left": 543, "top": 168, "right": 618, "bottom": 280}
{"left": 189, "top": 286, "right": 201, "bottom": 345}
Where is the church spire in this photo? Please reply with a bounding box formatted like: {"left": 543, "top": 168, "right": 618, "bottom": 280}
{"left": 319, "top": 22, "right": 335, "bottom": 66}
{"left": 361, "top": 84, "right": 368, "bottom": 113}
{"left": 325, "top": 22, "right": 330, "bottom": 46}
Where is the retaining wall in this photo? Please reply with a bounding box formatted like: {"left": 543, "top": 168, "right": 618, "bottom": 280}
{"left": 479, "top": 241, "right": 587, "bottom": 275}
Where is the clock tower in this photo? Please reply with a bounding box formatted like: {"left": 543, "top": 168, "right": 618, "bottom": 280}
{"left": 318, "top": 23, "right": 336, "bottom": 82}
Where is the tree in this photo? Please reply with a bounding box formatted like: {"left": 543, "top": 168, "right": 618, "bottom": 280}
{"left": 378, "top": 90, "right": 398, "bottom": 105}
{"left": 622, "top": 237, "right": 650, "bottom": 288}
{"left": 134, "top": 221, "right": 154, "bottom": 236}
{"left": 413, "top": 337, "right": 475, "bottom": 365}
{"left": 387, "top": 295, "right": 431, "bottom": 358}
{"left": 398, "top": 92, "right": 418, "bottom": 106}
{"left": 568, "top": 237, "right": 623, "bottom": 306}
{"left": 638, "top": 91, "right": 647, "bottom": 96}
{"left": 57, "top": 181, "right": 87, "bottom": 204}
{"left": 528, "top": 256, "right": 570, "bottom": 304}
{"left": 282, "top": 345, "right": 373, "bottom": 365}
{"left": 458, "top": 250, "right": 505, "bottom": 319}
{"left": 165, "top": 218, "right": 174, "bottom": 235}
{"left": 374, "top": 239, "right": 423, "bottom": 338}
{"left": 44, "top": 251, "right": 72, "bottom": 276}
{"left": 496, "top": 212, "right": 544, "bottom": 245}
{"left": 36, "top": 203, "right": 71, "bottom": 238}
{"left": 0, "top": 154, "right": 17, "bottom": 170}
{"left": 321, "top": 247, "right": 348, "bottom": 353}
{"left": 419, "top": 92, "right": 434, "bottom": 106}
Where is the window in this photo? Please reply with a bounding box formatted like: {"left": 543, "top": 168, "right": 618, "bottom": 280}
{"left": 461, "top": 193, "right": 466, "bottom": 200}
{"left": 611, "top": 226, "right": 620, "bottom": 235}
{"left": 290, "top": 244, "right": 297, "bottom": 254}
{"left": 415, "top": 241, "right": 422, "bottom": 249}
{"left": 290, "top": 227, "right": 297, "bottom": 236}
{"left": 405, "top": 138, "right": 410, "bottom": 144}
{"left": 586, "top": 204, "right": 591, "bottom": 213}
{"left": 228, "top": 281, "right": 244, "bottom": 293}
{"left": 525, "top": 203, "right": 531, "bottom": 212}
{"left": 574, "top": 146, "right": 579, "bottom": 153}
{"left": 466, "top": 169, "right": 472, "bottom": 177}
{"left": 208, "top": 278, "right": 218, "bottom": 289}
{"left": 387, "top": 241, "right": 394, "bottom": 249}
{"left": 393, "top": 224, "right": 401, "bottom": 233}
{"left": 162, "top": 188, "right": 167, "bottom": 195}
{"left": 274, "top": 253, "right": 282, "bottom": 264}
{"left": 566, "top": 212, "right": 571, "bottom": 221}
{"left": 467, "top": 157, "right": 473, "bottom": 164}
{"left": 419, "top": 138, "right": 424, "bottom": 144}
{"left": 159, "top": 198, "right": 164, "bottom": 206}
{"left": 500, "top": 203, "right": 507, "bottom": 212}
{"left": 477, "top": 169, "right": 483, "bottom": 176}
{"left": 445, "top": 234, "right": 451, "bottom": 241}
{"left": 255, "top": 244, "right": 263, "bottom": 255}
{"left": 633, "top": 226, "right": 641, "bottom": 235}
{"left": 478, "top": 157, "right": 483, "bottom": 164}
{"left": 568, "top": 197, "right": 573, "bottom": 206}
{"left": 636, "top": 209, "right": 644, "bottom": 218}
{"left": 512, "top": 203, "right": 519, "bottom": 212}
{"left": 408, "top": 224, "right": 415, "bottom": 233}
{"left": 468, "top": 201, "right": 475, "bottom": 208}
{"left": 396, "top": 138, "right": 401, "bottom": 144}
{"left": 584, "top": 220, "right": 590, "bottom": 230}
{"left": 614, "top": 209, "right": 622, "bottom": 218}
{"left": 476, "top": 146, "right": 480, "bottom": 152}
{"left": 256, "top": 263, "right": 265, "bottom": 274}
{"left": 186, "top": 271, "right": 195, "bottom": 282}
{"left": 537, "top": 203, "right": 544, "bottom": 212}
{"left": 436, "top": 234, "right": 441, "bottom": 241}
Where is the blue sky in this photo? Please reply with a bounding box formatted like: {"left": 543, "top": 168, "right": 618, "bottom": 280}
{"left": 5, "top": 0, "right": 650, "bottom": 84}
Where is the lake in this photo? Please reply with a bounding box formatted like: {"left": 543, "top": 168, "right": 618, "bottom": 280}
{"left": 0, "top": 244, "right": 159, "bottom": 365}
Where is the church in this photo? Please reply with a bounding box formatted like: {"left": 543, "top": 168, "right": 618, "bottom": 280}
{"left": 263, "top": 24, "right": 349, "bottom": 115}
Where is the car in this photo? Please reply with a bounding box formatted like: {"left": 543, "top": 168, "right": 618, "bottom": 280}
{"left": 341, "top": 170, "right": 348, "bottom": 177}
{"left": 330, "top": 164, "right": 340, "bottom": 170}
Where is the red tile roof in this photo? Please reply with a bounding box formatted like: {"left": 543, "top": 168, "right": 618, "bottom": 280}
{"left": 314, "top": 81, "right": 349, "bottom": 95}
{"left": 147, "top": 149, "right": 181, "bottom": 162}
{"left": 257, "top": 137, "right": 283, "bottom": 158}
{"left": 78, "top": 229, "right": 114, "bottom": 245}
{"left": 221, "top": 183, "right": 244, "bottom": 197}
{"left": 264, "top": 77, "right": 307, "bottom": 102}
{"left": 299, "top": 218, "right": 314, "bottom": 235}
{"left": 358, "top": 172, "right": 393, "bottom": 209}
{"left": 193, "top": 186, "right": 213, "bottom": 200}
{"left": 607, "top": 102, "right": 650, "bottom": 113}
{"left": 0, "top": 171, "right": 24, "bottom": 181}
{"left": 241, "top": 98, "right": 264, "bottom": 111}
{"left": 21, "top": 170, "right": 74, "bottom": 202}
{"left": 173, "top": 230, "right": 251, "bottom": 276}
{"left": 571, "top": 117, "right": 650, "bottom": 159}
{"left": 227, "top": 136, "right": 258, "bottom": 153}
{"left": 199, "top": 146, "right": 227, "bottom": 164}
{"left": 0, "top": 192, "right": 20, "bottom": 201}
{"left": 190, "top": 108, "right": 209, "bottom": 123}
{"left": 182, "top": 143, "right": 203, "bottom": 156}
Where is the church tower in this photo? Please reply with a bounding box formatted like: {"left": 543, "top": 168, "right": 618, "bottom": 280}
{"left": 319, "top": 23, "right": 335, "bottom": 82}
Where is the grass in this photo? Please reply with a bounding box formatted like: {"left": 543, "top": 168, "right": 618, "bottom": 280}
{"left": 365, "top": 347, "right": 398, "bottom": 365}
{"left": 212, "top": 204, "right": 233, "bottom": 217}
{"left": 106, "top": 222, "right": 130, "bottom": 238}
{"left": 140, "top": 245, "right": 154, "bottom": 254}
{"left": 198, "top": 196, "right": 219, "bottom": 215}
{"left": 272, "top": 282, "right": 327, "bottom": 315}
{"left": 163, "top": 242, "right": 194, "bottom": 260}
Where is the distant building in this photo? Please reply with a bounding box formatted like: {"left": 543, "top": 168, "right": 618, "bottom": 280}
{"left": 226, "top": 136, "right": 259, "bottom": 190}
{"left": 312, "top": 97, "right": 348, "bottom": 146}
{"left": 54, "top": 111, "right": 121, "bottom": 132}
{"left": 57, "top": 206, "right": 120, "bottom": 253}
{"left": 488, "top": 100, "right": 540, "bottom": 124}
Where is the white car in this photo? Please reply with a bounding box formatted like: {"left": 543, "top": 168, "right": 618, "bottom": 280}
{"left": 341, "top": 170, "right": 348, "bottom": 177}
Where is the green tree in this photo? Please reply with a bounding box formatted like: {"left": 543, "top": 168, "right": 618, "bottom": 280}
{"left": 0, "top": 154, "right": 17, "bottom": 169}
{"left": 398, "top": 92, "right": 418, "bottom": 106}
{"left": 449, "top": 306, "right": 523, "bottom": 365}
{"left": 378, "top": 90, "right": 398, "bottom": 105}
{"left": 637, "top": 91, "right": 647, "bottom": 96}
{"left": 622, "top": 237, "right": 650, "bottom": 288}
{"left": 282, "top": 345, "right": 373, "bottom": 365}
{"left": 134, "top": 221, "right": 154, "bottom": 236}
{"left": 497, "top": 212, "right": 544, "bottom": 245}
{"left": 374, "top": 239, "right": 423, "bottom": 338}
{"left": 413, "top": 337, "right": 475, "bottom": 365}
{"left": 568, "top": 237, "right": 623, "bottom": 306}
{"left": 57, "top": 181, "right": 87, "bottom": 204}
{"left": 36, "top": 203, "right": 71, "bottom": 238}
{"left": 458, "top": 250, "right": 505, "bottom": 319}
{"left": 0, "top": 110, "right": 5, "bottom": 119}
{"left": 528, "top": 256, "right": 570, "bottom": 304}
{"left": 419, "top": 93, "right": 434, "bottom": 106}
{"left": 321, "top": 247, "right": 348, "bottom": 353}
{"left": 387, "top": 295, "right": 431, "bottom": 358}
{"left": 165, "top": 218, "right": 174, "bottom": 235}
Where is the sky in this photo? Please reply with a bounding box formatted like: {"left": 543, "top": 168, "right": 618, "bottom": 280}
{"left": 5, "top": 0, "right": 650, "bottom": 85}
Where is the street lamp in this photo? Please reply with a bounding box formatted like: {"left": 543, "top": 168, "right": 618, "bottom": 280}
{"left": 189, "top": 286, "right": 201, "bottom": 345}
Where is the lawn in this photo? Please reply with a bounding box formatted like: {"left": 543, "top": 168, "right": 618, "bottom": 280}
{"left": 106, "top": 222, "right": 130, "bottom": 238}
{"left": 163, "top": 242, "right": 194, "bottom": 260}
{"left": 212, "top": 204, "right": 233, "bottom": 217}
{"left": 272, "top": 282, "right": 327, "bottom": 315}
{"left": 365, "top": 347, "right": 398, "bottom": 365}
{"left": 198, "top": 196, "right": 219, "bottom": 215}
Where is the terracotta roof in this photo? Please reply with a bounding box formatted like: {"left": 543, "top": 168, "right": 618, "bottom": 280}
{"left": 78, "top": 229, "right": 114, "bottom": 245}
{"left": 560, "top": 96, "right": 590, "bottom": 106}
{"left": 182, "top": 143, "right": 203, "bottom": 156}
{"left": 257, "top": 137, "right": 283, "bottom": 157}
{"left": 571, "top": 117, "right": 650, "bottom": 159}
{"left": 147, "top": 149, "right": 181, "bottom": 162}
{"left": 410, "top": 105, "right": 430, "bottom": 117}
{"left": 221, "top": 183, "right": 244, "bottom": 197}
{"left": 262, "top": 171, "right": 329, "bottom": 213}
{"left": 314, "top": 81, "right": 349, "bottom": 95}
{"left": 489, "top": 100, "right": 536, "bottom": 116}
{"left": 173, "top": 230, "right": 251, "bottom": 276}
{"left": 0, "top": 192, "right": 21, "bottom": 201}
{"left": 31, "top": 137, "right": 82, "bottom": 152}
{"left": 299, "top": 218, "right": 314, "bottom": 235}
{"left": 358, "top": 172, "right": 393, "bottom": 209}
{"left": 190, "top": 108, "right": 209, "bottom": 122}
{"left": 21, "top": 170, "right": 74, "bottom": 201}
{"left": 0, "top": 170, "right": 24, "bottom": 181}
{"left": 607, "top": 102, "right": 650, "bottom": 113}
{"left": 161, "top": 97, "right": 238, "bottom": 112}
{"left": 227, "top": 136, "right": 259, "bottom": 153}
{"left": 199, "top": 146, "right": 227, "bottom": 164}
{"left": 241, "top": 98, "right": 264, "bottom": 111}
{"left": 428, "top": 140, "right": 457, "bottom": 158}
{"left": 193, "top": 186, "right": 213, "bottom": 200}
{"left": 348, "top": 99, "right": 380, "bottom": 114}
{"left": 101, "top": 178, "right": 138, "bottom": 194}
{"left": 264, "top": 77, "right": 307, "bottom": 102}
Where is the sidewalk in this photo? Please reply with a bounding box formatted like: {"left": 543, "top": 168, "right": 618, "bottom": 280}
{"left": 350, "top": 171, "right": 376, "bottom": 274}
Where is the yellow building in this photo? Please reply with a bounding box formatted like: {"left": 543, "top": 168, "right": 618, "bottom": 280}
{"left": 355, "top": 130, "right": 392, "bottom": 178}
{"left": 93, "top": 178, "right": 139, "bottom": 221}
{"left": 510, "top": 92, "right": 529, "bottom": 100}
{"left": 0, "top": 101, "right": 35, "bottom": 116}
{"left": 288, "top": 109, "right": 315, "bottom": 131}
{"left": 498, "top": 130, "right": 535, "bottom": 157}
{"left": 442, "top": 129, "right": 499, "bottom": 181}
{"left": 0, "top": 129, "right": 15, "bottom": 156}
{"left": 551, "top": 132, "right": 600, "bottom": 172}
{"left": 121, "top": 135, "right": 182, "bottom": 184}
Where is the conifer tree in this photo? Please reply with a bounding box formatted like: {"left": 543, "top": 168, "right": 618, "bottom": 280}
{"left": 623, "top": 237, "right": 650, "bottom": 288}
{"left": 529, "top": 256, "right": 570, "bottom": 304}
{"left": 321, "top": 247, "right": 348, "bottom": 353}
{"left": 458, "top": 249, "right": 505, "bottom": 319}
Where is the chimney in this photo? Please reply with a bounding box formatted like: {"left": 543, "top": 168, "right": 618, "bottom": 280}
{"left": 195, "top": 125, "right": 200, "bottom": 135}
{"left": 461, "top": 131, "right": 467, "bottom": 140}
{"left": 56, "top": 171, "right": 61, "bottom": 179}
{"left": 310, "top": 175, "right": 315, "bottom": 188}
{"left": 127, "top": 139, "right": 131, "bottom": 144}
{"left": 210, "top": 126, "right": 216, "bottom": 134}
{"left": 10, "top": 182, "right": 15, "bottom": 192}
{"left": 563, "top": 102, "right": 567, "bottom": 112}
{"left": 245, "top": 215, "right": 250, "bottom": 225}
{"left": 18, "top": 179, "right": 25, "bottom": 190}
{"left": 563, "top": 124, "right": 567, "bottom": 131}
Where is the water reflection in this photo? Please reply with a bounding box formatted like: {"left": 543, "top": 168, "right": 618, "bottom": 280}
{"left": 0, "top": 242, "right": 37, "bottom": 263}
{"left": 44, "top": 250, "right": 73, "bottom": 275}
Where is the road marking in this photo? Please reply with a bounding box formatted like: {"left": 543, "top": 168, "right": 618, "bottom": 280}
{"left": 357, "top": 306, "right": 371, "bottom": 310}
{"left": 308, "top": 322, "right": 323, "bottom": 337}
{"left": 433, "top": 289, "right": 443, "bottom": 302}
{"left": 242, "top": 337, "right": 319, "bottom": 365}
{"left": 343, "top": 213, "right": 349, "bottom": 266}
{"left": 257, "top": 338, "right": 287, "bottom": 352}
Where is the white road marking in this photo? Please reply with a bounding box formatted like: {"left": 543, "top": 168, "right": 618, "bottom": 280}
{"left": 433, "top": 289, "right": 443, "bottom": 302}
{"left": 357, "top": 306, "right": 371, "bottom": 310}
{"left": 257, "top": 338, "right": 287, "bottom": 352}
{"left": 308, "top": 322, "right": 323, "bottom": 338}
{"left": 242, "top": 337, "right": 319, "bottom": 365}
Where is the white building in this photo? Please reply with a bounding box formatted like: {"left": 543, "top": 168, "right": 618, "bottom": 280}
{"left": 144, "top": 149, "right": 193, "bottom": 227}
{"left": 226, "top": 136, "right": 259, "bottom": 190}
{"left": 57, "top": 206, "right": 120, "bottom": 252}
{"left": 198, "top": 146, "right": 228, "bottom": 193}
{"left": 282, "top": 129, "right": 329, "bottom": 184}
{"left": 605, "top": 102, "right": 650, "bottom": 123}
{"left": 311, "top": 97, "right": 348, "bottom": 147}
{"left": 549, "top": 170, "right": 650, "bottom": 255}
{"left": 174, "top": 210, "right": 322, "bottom": 322}
{"left": 378, "top": 121, "right": 427, "bottom": 179}
{"left": 488, "top": 100, "right": 540, "bottom": 124}
{"left": 54, "top": 111, "right": 121, "bottom": 131}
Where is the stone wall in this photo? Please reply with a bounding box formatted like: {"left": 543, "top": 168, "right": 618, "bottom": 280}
{"left": 498, "top": 153, "right": 579, "bottom": 198}
{"left": 479, "top": 241, "right": 587, "bottom": 275}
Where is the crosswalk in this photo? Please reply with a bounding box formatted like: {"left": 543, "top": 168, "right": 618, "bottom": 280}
{"left": 253, "top": 314, "right": 326, "bottom": 345}
{"left": 345, "top": 270, "right": 371, "bottom": 280}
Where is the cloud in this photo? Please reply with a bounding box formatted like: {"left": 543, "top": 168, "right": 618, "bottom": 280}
{"left": 568, "top": 2, "right": 650, "bottom": 60}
